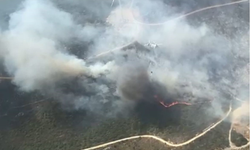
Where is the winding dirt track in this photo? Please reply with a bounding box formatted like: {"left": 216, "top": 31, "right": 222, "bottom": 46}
{"left": 83, "top": 102, "right": 232, "bottom": 150}
{"left": 83, "top": 1, "right": 249, "bottom": 149}
{"left": 0, "top": 0, "right": 249, "bottom": 149}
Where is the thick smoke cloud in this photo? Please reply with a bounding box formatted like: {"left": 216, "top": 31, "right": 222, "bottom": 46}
{"left": 0, "top": 0, "right": 248, "bottom": 118}
{"left": 2, "top": 0, "right": 87, "bottom": 91}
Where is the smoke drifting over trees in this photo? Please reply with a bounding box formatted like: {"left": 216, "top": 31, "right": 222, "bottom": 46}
{"left": 0, "top": 0, "right": 248, "bottom": 119}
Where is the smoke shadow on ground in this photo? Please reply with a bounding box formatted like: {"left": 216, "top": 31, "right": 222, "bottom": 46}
{"left": 134, "top": 100, "right": 181, "bottom": 129}
{"left": 120, "top": 71, "right": 182, "bottom": 129}
{"left": 0, "top": 80, "right": 40, "bottom": 130}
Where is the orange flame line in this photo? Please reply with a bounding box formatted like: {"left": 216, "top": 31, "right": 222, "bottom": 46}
{"left": 154, "top": 95, "right": 192, "bottom": 108}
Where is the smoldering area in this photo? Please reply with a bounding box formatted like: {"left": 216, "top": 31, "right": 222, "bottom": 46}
{"left": 0, "top": 0, "right": 249, "bottom": 148}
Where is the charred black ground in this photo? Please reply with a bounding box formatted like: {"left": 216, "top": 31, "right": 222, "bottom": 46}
{"left": 130, "top": 77, "right": 183, "bottom": 127}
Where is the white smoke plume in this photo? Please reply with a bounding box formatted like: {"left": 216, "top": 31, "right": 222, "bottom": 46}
{"left": 0, "top": 0, "right": 248, "bottom": 118}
